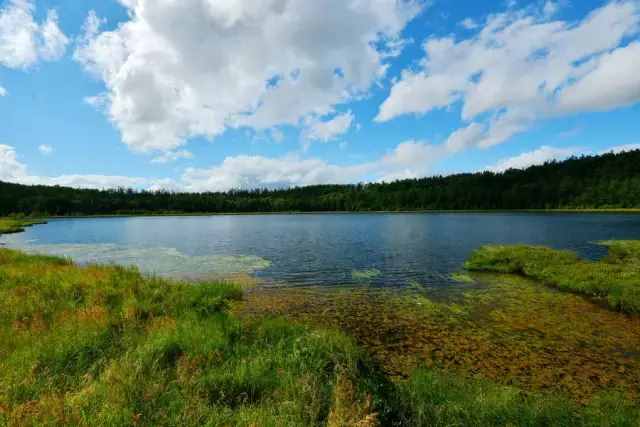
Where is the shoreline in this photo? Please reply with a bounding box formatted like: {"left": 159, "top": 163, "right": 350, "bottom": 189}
{"left": 39, "top": 208, "right": 640, "bottom": 220}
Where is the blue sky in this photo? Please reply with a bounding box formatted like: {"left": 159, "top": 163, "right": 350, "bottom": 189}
{"left": 1, "top": 0, "right": 639, "bottom": 191}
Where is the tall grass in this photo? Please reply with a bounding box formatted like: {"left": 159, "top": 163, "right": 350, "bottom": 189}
{"left": 0, "top": 249, "right": 378, "bottom": 426}
{"left": 465, "top": 241, "right": 640, "bottom": 314}
{"left": 1, "top": 247, "right": 638, "bottom": 425}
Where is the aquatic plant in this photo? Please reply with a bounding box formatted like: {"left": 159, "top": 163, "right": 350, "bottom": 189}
{"left": 450, "top": 272, "right": 475, "bottom": 284}
{"left": 242, "top": 275, "right": 640, "bottom": 404}
{"left": 352, "top": 268, "right": 382, "bottom": 282}
{"left": 465, "top": 241, "right": 640, "bottom": 313}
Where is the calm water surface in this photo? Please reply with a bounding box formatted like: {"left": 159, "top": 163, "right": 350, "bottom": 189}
{"left": 3, "top": 213, "right": 640, "bottom": 290}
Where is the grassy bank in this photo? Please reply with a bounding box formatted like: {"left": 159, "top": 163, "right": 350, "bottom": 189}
{"left": 0, "top": 217, "right": 46, "bottom": 235}
{"left": 1, "top": 249, "right": 639, "bottom": 425}
{"left": 465, "top": 241, "right": 640, "bottom": 314}
{"left": 0, "top": 249, "right": 384, "bottom": 426}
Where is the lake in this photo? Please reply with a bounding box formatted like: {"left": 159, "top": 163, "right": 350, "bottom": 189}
{"left": 3, "top": 213, "right": 640, "bottom": 290}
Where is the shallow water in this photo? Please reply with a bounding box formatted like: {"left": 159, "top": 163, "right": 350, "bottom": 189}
{"left": 3, "top": 213, "right": 640, "bottom": 288}
{"left": 4, "top": 214, "right": 640, "bottom": 402}
{"left": 241, "top": 273, "right": 640, "bottom": 402}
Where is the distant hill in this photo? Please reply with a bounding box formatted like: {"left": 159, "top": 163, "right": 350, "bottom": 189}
{"left": 2, "top": 150, "right": 640, "bottom": 216}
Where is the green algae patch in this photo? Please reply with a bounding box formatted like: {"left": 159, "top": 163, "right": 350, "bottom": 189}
{"left": 241, "top": 274, "right": 640, "bottom": 404}
{"left": 451, "top": 272, "right": 475, "bottom": 284}
{"left": 352, "top": 268, "right": 382, "bottom": 282}
{"left": 465, "top": 241, "right": 640, "bottom": 314}
{"left": 0, "top": 241, "right": 272, "bottom": 282}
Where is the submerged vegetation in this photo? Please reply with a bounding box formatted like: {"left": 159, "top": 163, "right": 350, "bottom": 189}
{"left": 2, "top": 149, "right": 640, "bottom": 216}
{"left": 465, "top": 241, "right": 640, "bottom": 314}
{"left": 1, "top": 249, "right": 639, "bottom": 425}
{"left": 243, "top": 273, "right": 640, "bottom": 404}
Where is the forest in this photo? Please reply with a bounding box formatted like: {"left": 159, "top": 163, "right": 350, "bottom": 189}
{"left": 1, "top": 149, "right": 639, "bottom": 216}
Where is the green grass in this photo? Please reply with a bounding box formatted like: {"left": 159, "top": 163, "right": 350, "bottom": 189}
{"left": 0, "top": 249, "right": 382, "bottom": 426}
{"left": 465, "top": 241, "right": 640, "bottom": 314}
{"left": 0, "top": 217, "right": 46, "bottom": 235}
{"left": 398, "top": 369, "right": 640, "bottom": 427}
{"left": 1, "top": 247, "right": 638, "bottom": 425}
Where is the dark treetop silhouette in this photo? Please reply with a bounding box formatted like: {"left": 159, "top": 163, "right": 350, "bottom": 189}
{"left": 2, "top": 150, "right": 639, "bottom": 216}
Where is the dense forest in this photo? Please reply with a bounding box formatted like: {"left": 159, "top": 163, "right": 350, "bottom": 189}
{"left": 2, "top": 150, "right": 640, "bottom": 216}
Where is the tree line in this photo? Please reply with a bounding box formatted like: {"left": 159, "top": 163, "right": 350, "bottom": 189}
{"left": 2, "top": 150, "right": 640, "bottom": 216}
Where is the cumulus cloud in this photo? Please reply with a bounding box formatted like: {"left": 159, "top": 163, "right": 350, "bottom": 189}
{"left": 0, "top": 144, "right": 155, "bottom": 189}
{"left": 181, "top": 155, "right": 369, "bottom": 192}
{"left": 0, "top": 0, "right": 68, "bottom": 95}
{"left": 0, "top": 0, "right": 68, "bottom": 69}
{"left": 75, "top": 1, "right": 421, "bottom": 154}
{"left": 600, "top": 143, "right": 640, "bottom": 154}
{"left": 181, "top": 140, "right": 440, "bottom": 191}
{"left": 303, "top": 111, "right": 354, "bottom": 143}
{"left": 1, "top": 140, "right": 441, "bottom": 192}
{"left": 376, "top": 140, "right": 444, "bottom": 182}
{"left": 444, "top": 122, "right": 485, "bottom": 153}
{"left": 0, "top": 144, "right": 28, "bottom": 182}
{"left": 377, "top": 1, "right": 640, "bottom": 151}
{"left": 557, "top": 42, "right": 640, "bottom": 114}
{"left": 38, "top": 144, "right": 53, "bottom": 155}
{"left": 488, "top": 145, "right": 579, "bottom": 172}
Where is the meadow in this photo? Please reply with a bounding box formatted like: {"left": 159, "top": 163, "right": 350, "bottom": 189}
{"left": 1, "top": 218, "right": 639, "bottom": 426}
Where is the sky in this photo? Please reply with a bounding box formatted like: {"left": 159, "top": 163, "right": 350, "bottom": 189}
{"left": 0, "top": 0, "right": 639, "bottom": 192}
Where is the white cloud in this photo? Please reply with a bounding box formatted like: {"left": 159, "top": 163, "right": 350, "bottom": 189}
{"left": 488, "top": 145, "right": 579, "bottom": 172}
{"left": 459, "top": 18, "right": 478, "bottom": 30}
{"left": 43, "top": 175, "right": 152, "bottom": 189}
{"left": 444, "top": 122, "right": 485, "bottom": 153}
{"left": 0, "top": 144, "right": 28, "bottom": 182}
{"left": 181, "top": 155, "right": 369, "bottom": 192}
{"left": 0, "top": 0, "right": 68, "bottom": 69}
{"left": 600, "top": 143, "right": 640, "bottom": 154}
{"left": 488, "top": 142, "right": 640, "bottom": 173}
{"left": 75, "top": 1, "right": 421, "bottom": 154}
{"left": 38, "top": 144, "right": 53, "bottom": 155}
{"left": 303, "top": 111, "right": 354, "bottom": 143}
{"left": 1, "top": 140, "right": 441, "bottom": 192}
{"left": 377, "top": 1, "right": 640, "bottom": 151}
{"left": 151, "top": 150, "right": 193, "bottom": 164}
{"left": 0, "top": 144, "right": 159, "bottom": 189}
{"left": 182, "top": 140, "right": 441, "bottom": 191}
{"left": 557, "top": 42, "right": 640, "bottom": 114}
{"left": 0, "top": 0, "right": 68, "bottom": 95}
{"left": 377, "top": 140, "right": 444, "bottom": 181}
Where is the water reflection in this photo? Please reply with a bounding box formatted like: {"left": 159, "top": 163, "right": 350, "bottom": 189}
{"left": 3, "top": 213, "right": 640, "bottom": 288}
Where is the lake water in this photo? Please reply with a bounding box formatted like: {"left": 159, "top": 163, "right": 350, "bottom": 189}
{"left": 3, "top": 213, "right": 640, "bottom": 290}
